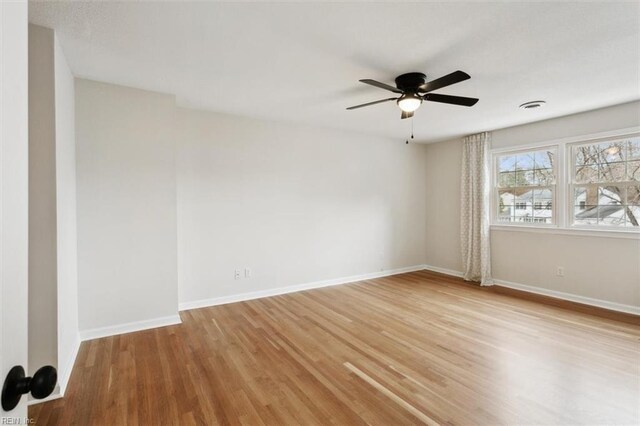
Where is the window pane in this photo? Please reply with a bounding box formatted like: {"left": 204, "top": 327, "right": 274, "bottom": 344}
{"left": 513, "top": 189, "right": 534, "bottom": 223}
{"left": 598, "top": 186, "right": 623, "bottom": 205}
{"left": 572, "top": 184, "right": 639, "bottom": 227}
{"left": 532, "top": 189, "right": 553, "bottom": 223}
{"left": 533, "top": 188, "right": 553, "bottom": 202}
{"left": 626, "top": 206, "right": 640, "bottom": 227}
{"left": 599, "top": 212, "right": 626, "bottom": 227}
{"left": 574, "top": 208, "right": 598, "bottom": 226}
{"left": 626, "top": 186, "right": 640, "bottom": 206}
{"left": 622, "top": 187, "right": 639, "bottom": 227}
{"left": 498, "top": 171, "right": 516, "bottom": 187}
{"left": 628, "top": 139, "right": 640, "bottom": 160}
{"left": 598, "top": 141, "right": 626, "bottom": 162}
{"left": 575, "top": 145, "right": 598, "bottom": 166}
{"left": 533, "top": 150, "right": 554, "bottom": 169}
{"left": 628, "top": 160, "right": 640, "bottom": 181}
{"left": 516, "top": 153, "right": 535, "bottom": 171}
{"left": 574, "top": 202, "right": 594, "bottom": 214}
{"left": 535, "top": 168, "right": 554, "bottom": 185}
{"left": 572, "top": 137, "right": 640, "bottom": 228}
{"left": 494, "top": 148, "right": 555, "bottom": 227}
{"left": 574, "top": 186, "right": 597, "bottom": 226}
{"left": 574, "top": 186, "right": 596, "bottom": 205}
{"left": 498, "top": 190, "right": 514, "bottom": 222}
{"left": 575, "top": 164, "right": 599, "bottom": 183}
{"left": 574, "top": 138, "right": 640, "bottom": 186}
{"left": 534, "top": 205, "right": 552, "bottom": 222}
{"left": 497, "top": 149, "right": 555, "bottom": 189}
{"left": 515, "top": 169, "right": 536, "bottom": 186}
{"left": 498, "top": 155, "right": 517, "bottom": 172}
{"left": 599, "top": 161, "right": 626, "bottom": 182}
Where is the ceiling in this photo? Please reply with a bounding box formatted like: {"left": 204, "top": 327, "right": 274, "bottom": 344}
{"left": 29, "top": 1, "right": 640, "bottom": 143}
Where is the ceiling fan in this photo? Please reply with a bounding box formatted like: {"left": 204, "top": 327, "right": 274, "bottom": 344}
{"left": 347, "top": 71, "right": 478, "bottom": 119}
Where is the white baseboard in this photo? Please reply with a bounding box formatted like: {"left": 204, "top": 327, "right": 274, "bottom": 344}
{"left": 179, "top": 264, "right": 427, "bottom": 311}
{"left": 422, "top": 264, "right": 464, "bottom": 278}
{"left": 79, "top": 314, "right": 182, "bottom": 341}
{"left": 494, "top": 278, "right": 640, "bottom": 316}
{"left": 422, "top": 265, "right": 640, "bottom": 316}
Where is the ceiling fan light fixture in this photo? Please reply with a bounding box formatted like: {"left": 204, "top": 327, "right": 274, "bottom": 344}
{"left": 397, "top": 93, "right": 422, "bottom": 112}
{"left": 346, "top": 71, "right": 478, "bottom": 118}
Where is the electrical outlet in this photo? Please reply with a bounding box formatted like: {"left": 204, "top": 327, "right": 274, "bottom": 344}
{"left": 556, "top": 267, "right": 564, "bottom": 277}
{"left": 234, "top": 269, "right": 241, "bottom": 280}
{"left": 245, "top": 268, "right": 252, "bottom": 278}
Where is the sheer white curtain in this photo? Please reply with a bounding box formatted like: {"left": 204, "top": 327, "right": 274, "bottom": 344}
{"left": 460, "top": 132, "right": 493, "bottom": 285}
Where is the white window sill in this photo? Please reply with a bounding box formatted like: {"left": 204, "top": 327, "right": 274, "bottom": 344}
{"left": 490, "top": 224, "right": 640, "bottom": 240}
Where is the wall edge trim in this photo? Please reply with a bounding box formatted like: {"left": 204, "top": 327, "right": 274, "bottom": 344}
{"left": 58, "top": 332, "right": 81, "bottom": 395}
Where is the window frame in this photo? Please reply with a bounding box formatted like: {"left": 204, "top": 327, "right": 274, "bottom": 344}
{"left": 568, "top": 134, "right": 640, "bottom": 230}
{"left": 491, "top": 144, "right": 559, "bottom": 228}
{"left": 490, "top": 126, "right": 640, "bottom": 238}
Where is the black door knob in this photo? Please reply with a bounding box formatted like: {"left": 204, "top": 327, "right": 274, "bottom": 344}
{"left": 1, "top": 365, "right": 57, "bottom": 411}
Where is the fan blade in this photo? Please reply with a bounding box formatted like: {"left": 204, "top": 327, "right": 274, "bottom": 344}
{"left": 424, "top": 93, "right": 478, "bottom": 107}
{"left": 419, "top": 70, "right": 470, "bottom": 93}
{"left": 360, "top": 79, "right": 403, "bottom": 94}
{"left": 346, "top": 97, "right": 398, "bottom": 110}
{"left": 401, "top": 110, "right": 414, "bottom": 120}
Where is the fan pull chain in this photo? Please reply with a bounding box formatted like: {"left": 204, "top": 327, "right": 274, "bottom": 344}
{"left": 406, "top": 117, "right": 414, "bottom": 144}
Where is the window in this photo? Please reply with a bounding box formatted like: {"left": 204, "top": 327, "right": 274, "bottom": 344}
{"left": 495, "top": 148, "right": 556, "bottom": 225}
{"left": 570, "top": 137, "right": 639, "bottom": 228}
{"left": 492, "top": 131, "right": 640, "bottom": 233}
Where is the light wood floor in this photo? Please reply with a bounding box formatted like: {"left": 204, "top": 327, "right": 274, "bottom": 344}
{"left": 30, "top": 271, "right": 640, "bottom": 425}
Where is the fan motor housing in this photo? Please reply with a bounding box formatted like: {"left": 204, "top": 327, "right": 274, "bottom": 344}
{"left": 395, "top": 72, "right": 427, "bottom": 91}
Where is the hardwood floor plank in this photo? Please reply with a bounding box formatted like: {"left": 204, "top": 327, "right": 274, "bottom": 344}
{"left": 343, "top": 361, "right": 439, "bottom": 426}
{"left": 29, "top": 271, "right": 640, "bottom": 425}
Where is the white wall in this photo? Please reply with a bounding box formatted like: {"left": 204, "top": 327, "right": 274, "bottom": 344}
{"left": 54, "top": 34, "right": 79, "bottom": 393}
{"left": 74, "top": 79, "right": 427, "bottom": 329}
{"left": 176, "top": 108, "right": 427, "bottom": 305}
{"left": 28, "top": 24, "right": 58, "bottom": 375}
{"left": 424, "top": 101, "right": 640, "bottom": 309}
{"left": 28, "top": 24, "right": 81, "bottom": 395}
{"left": 491, "top": 230, "right": 639, "bottom": 306}
{"left": 424, "top": 138, "right": 463, "bottom": 273}
{"left": 75, "top": 80, "right": 178, "bottom": 332}
{"left": 491, "top": 102, "right": 640, "bottom": 149}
